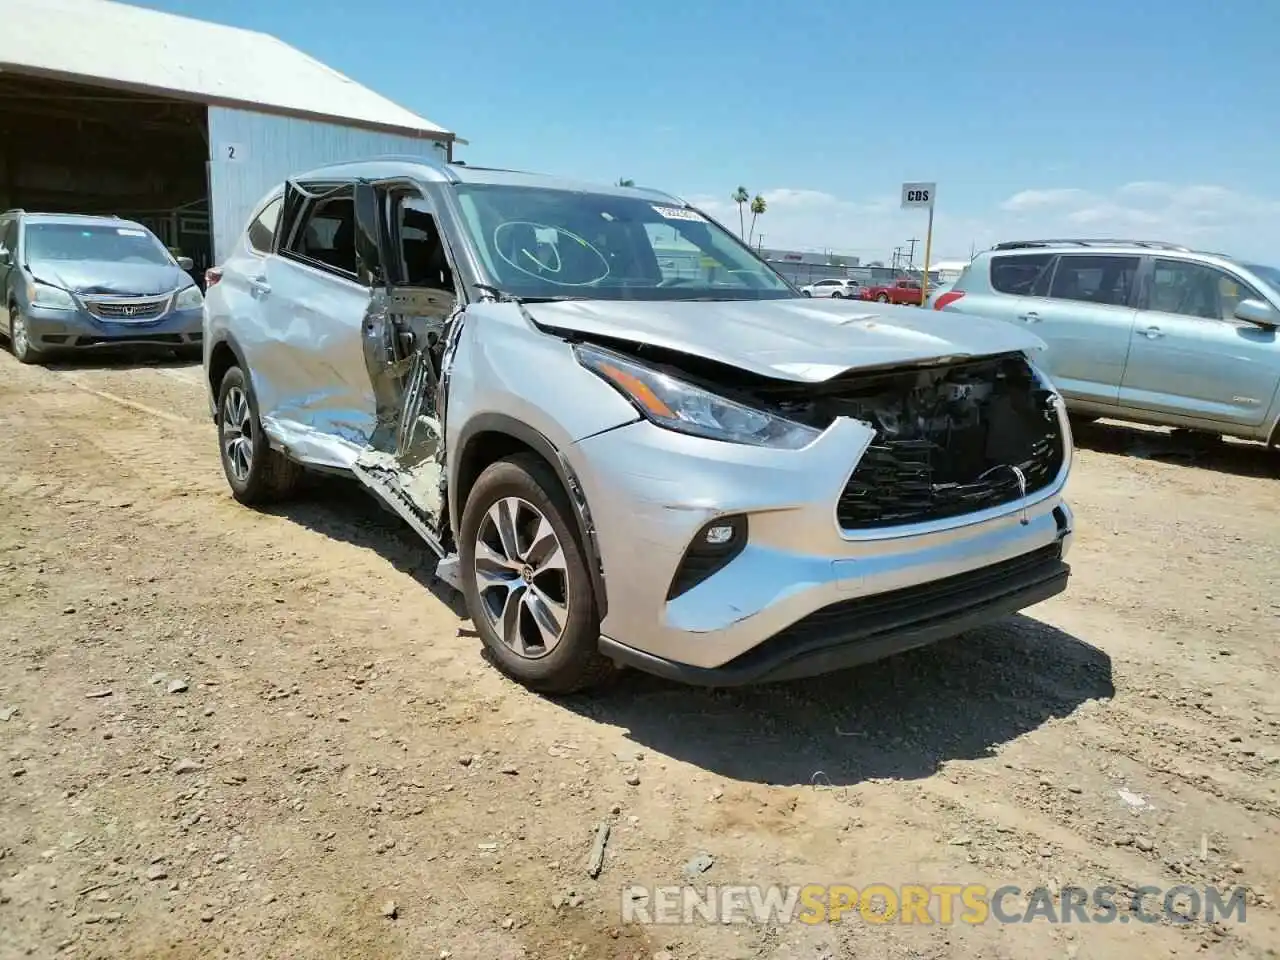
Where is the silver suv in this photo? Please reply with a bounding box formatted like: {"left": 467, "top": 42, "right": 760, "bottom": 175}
{"left": 203, "top": 158, "right": 1074, "bottom": 693}
{"left": 938, "top": 239, "right": 1280, "bottom": 445}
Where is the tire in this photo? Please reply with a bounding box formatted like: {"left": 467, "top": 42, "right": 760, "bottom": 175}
{"left": 215, "top": 365, "right": 302, "bottom": 505}
{"left": 8, "top": 304, "right": 43, "bottom": 364}
{"left": 831, "top": 291, "right": 844, "bottom": 299}
{"left": 876, "top": 293, "right": 890, "bottom": 303}
{"left": 801, "top": 290, "right": 812, "bottom": 297}
{"left": 459, "top": 453, "right": 617, "bottom": 694}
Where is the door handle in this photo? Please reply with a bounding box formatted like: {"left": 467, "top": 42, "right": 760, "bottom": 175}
{"left": 1017, "top": 311, "right": 1041, "bottom": 322}
{"left": 249, "top": 276, "right": 271, "bottom": 295}
{"left": 1140, "top": 326, "right": 1163, "bottom": 339}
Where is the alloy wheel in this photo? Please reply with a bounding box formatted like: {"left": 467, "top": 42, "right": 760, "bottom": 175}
{"left": 220, "top": 385, "right": 254, "bottom": 482}
{"left": 473, "top": 496, "right": 570, "bottom": 659}
{"left": 10, "top": 308, "right": 29, "bottom": 360}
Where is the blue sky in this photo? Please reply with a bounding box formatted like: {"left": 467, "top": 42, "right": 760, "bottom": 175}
{"left": 141, "top": 0, "right": 1279, "bottom": 264}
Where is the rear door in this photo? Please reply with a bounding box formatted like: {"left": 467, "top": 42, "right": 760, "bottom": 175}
{"left": 262, "top": 179, "right": 379, "bottom": 453}
{"left": 1119, "top": 257, "right": 1278, "bottom": 428}
{"left": 1017, "top": 253, "right": 1141, "bottom": 404}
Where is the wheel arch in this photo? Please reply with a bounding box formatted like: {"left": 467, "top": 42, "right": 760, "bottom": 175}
{"left": 451, "top": 414, "right": 608, "bottom": 619}
{"left": 206, "top": 334, "right": 249, "bottom": 422}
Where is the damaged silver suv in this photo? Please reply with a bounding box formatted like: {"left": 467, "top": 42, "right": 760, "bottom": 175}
{"left": 203, "top": 158, "right": 1075, "bottom": 693}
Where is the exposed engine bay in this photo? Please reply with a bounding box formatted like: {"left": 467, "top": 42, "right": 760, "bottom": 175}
{"left": 759, "top": 352, "right": 1065, "bottom": 528}
{"left": 582, "top": 340, "right": 1065, "bottom": 530}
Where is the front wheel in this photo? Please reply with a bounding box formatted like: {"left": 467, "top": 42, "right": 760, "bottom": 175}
{"left": 216, "top": 366, "right": 302, "bottom": 505}
{"left": 8, "top": 306, "right": 43, "bottom": 364}
{"left": 459, "top": 453, "right": 617, "bottom": 694}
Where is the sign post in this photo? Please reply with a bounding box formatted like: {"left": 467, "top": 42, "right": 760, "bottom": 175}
{"left": 900, "top": 181, "right": 936, "bottom": 306}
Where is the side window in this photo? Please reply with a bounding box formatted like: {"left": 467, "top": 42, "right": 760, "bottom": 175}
{"left": 246, "top": 197, "right": 283, "bottom": 255}
{"left": 990, "top": 253, "right": 1054, "bottom": 296}
{"left": 1148, "top": 259, "right": 1262, "bottom": 322}
{"left": 394, "top": 195, "right": 456, "bottom": 293}
{"left": 1048, "top": 255, "right": 1138, "bottom": 307}
{"left": 0, "top": 217, "right": 16, "bottom": 256}
{"left": 284, "top": 187, "right": 357, "bottom": 277}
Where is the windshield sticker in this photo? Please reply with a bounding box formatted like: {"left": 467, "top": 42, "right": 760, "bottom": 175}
{"left": 116, "top": 228, "right": 147, "bottom": 237}
{"left": 651, "top": 205, "right": 706, "bottom": 223}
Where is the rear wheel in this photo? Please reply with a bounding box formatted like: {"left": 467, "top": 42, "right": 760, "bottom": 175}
{"left": 459, "top": 453, "right": 616, "bottom": 694}
{"left": 876, "top": 293, "right": 890, "bottom": 303}
{"left": 831, "top": 291, "right": 844, "bottom": 299}
{"left": 8, "top": 305, "right": 43, "bottom": 364}
{"left": 216, "top": 365, "right": 302, "bottom": 505}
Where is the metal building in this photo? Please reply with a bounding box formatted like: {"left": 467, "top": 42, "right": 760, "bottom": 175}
{"left": 0, "top": 0, "right": 457, "bottom": 277}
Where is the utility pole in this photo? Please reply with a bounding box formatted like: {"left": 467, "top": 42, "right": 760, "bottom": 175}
{"left": 891, "top": 247, "right": 902, "bottom": 271}
{"left": 905, "top": 238, "right": 919, "bottom": 269}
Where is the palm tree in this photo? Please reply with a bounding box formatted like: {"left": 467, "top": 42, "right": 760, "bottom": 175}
{"left": 617, "top": 178, "right": 635, "bottom": 187}
{"left": 732, "top": 186, "right": 749, "bottom": 239}
{"left": 748, "top": 194, "right": 767, "bottom": 246}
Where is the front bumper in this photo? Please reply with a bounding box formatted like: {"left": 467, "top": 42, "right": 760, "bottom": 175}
{"left": 21, "top": 304, "right": 203, "bottom": 350}
{"left": 570, "top": 407, "right": 1074, "bottom": 685}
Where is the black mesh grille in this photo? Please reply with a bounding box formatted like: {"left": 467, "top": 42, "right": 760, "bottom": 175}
{"left": 831, "top": 355, "right": 1065, "bottom": 530}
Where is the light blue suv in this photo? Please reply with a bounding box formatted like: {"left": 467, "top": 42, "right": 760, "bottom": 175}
{"left": 937, "top": 239, "right": 1280, "bottom": 446}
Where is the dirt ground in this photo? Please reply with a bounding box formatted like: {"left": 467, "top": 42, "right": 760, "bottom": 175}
{"left": 0, "top": 351, "right": 1278, "bottom": 960}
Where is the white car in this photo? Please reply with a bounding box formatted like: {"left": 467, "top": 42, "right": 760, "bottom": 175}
{"left": 800, "top": 278, "right": 859, "bottom": 299}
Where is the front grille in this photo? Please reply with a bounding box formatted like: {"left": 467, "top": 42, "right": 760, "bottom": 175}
{"left": 829, "top": 354, "right": 1064, "bottom": 529}
{"left": 84, "top": 294, "right": 171, "bottom": 322}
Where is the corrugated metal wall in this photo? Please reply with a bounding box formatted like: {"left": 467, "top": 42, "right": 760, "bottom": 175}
{"left": 206, "top": 106, "right": 450, "bottom": 264}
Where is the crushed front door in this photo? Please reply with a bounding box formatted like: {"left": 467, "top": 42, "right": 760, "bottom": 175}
{"left": 347, "top": 180, "right": 462, "bottom": 557}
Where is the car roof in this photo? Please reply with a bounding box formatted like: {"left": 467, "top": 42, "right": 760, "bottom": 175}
{"left": 290, "top": 155, "right": 688, "bottom": 205}
{"left": 982, "top": 239, "right": 1249, "bottom": 271}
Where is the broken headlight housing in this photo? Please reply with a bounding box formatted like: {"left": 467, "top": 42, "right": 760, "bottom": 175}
{"left": 574, "top": 343, "right": 821, "bottom": 450}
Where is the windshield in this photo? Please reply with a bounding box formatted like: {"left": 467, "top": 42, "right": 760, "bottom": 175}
{"left": 24, "top": 223, "right": 172, "bottom": 266}
{"left": 1245, "top": 263, "right": 1280, "bottom": 291}
{"left": 451, "top": 184, "right": 795, "bottom": 301}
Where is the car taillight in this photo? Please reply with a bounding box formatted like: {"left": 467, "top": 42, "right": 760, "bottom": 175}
{"left": 205, "top": 267, "right": 222, "bottom": 287}
{"left": 934, "top": 290, "right": 964, "bottom": 310}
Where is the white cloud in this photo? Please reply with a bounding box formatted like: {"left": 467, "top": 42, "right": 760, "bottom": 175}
{"left": 999, "top": 188, "right": 1090, "bottom": 213}
{"left": 997, "top": 182, "right": 1280, "bottom": 256}
{"left": 683, "top": 181, "right": 1280, "bottom": 264}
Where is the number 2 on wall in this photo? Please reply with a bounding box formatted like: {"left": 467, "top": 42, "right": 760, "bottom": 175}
{"left": 227, "top": 145, "right": 236, "bottom": 160}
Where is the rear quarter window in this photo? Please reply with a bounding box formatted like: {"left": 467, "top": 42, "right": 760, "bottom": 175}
{"left": 246, "top": 197, "right": 284, "bottom": 255}
{"left": 990, "top": 253, "right": 1054, "bottom": 296}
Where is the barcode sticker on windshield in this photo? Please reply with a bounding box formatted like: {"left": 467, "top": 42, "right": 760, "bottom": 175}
{"left": 116, "top": 228, "right": 147, "bottom": 237}
{"left": 651, "top": 205, "right": 706, "bottom": 222}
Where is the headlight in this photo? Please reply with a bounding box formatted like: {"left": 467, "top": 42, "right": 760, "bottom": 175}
{"left": 574, "top": 343, "right": 821, "bottom": 450}
{"left": 28, "top": 282, "right": 76, "bottom": 310}
{"left": 175, "top": 285, "right": 204, "bottom": 310}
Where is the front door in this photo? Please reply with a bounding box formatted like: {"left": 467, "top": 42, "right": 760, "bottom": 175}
{"left": 1119, "top": 257, "right": 1279, "bottom": 428}
{"left": 1020, "top": 253, "right": 1142, "bottom": 405}
{"left": 350, "top": 180, "right": 465, "bottom": 548}
{"left": 0, "top": 217, "right": 16, "bottom": 333}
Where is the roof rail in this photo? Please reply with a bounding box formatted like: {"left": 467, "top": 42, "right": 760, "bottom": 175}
{"left": 992, "top": 238, "right": 1190, "bottom": 252}
{"left": 1, "top": 208, "right": 24, "bottom": 216}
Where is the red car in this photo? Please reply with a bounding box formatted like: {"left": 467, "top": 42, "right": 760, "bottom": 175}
{"left": 860, "top": 278, "right": 925, "bottom": 306}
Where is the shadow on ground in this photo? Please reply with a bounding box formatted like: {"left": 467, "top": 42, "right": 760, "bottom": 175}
{"left": 564, "top": 614, "right": 1114, "bottom": 787}
{"left": 1072, "top": 418, "right": 1277, "bottom": 479}
{"left": 264, "top": 472, "right": 467, "bottom": 618}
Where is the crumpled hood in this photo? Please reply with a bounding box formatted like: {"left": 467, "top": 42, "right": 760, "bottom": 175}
{"left": 526, "top": 297, "right": 1046, "bottom": 382}
{"left": 29, "top": 259, "right": 188, "bottom": 297}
